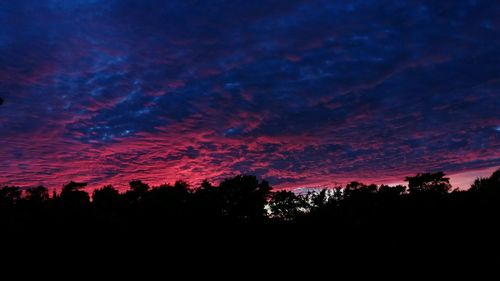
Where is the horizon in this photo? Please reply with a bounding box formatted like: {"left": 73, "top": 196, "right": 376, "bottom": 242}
{"left": 1, "top": 1, "right": 499, "bottom": 190}
{"left": 2, "top": 167, "right": 498, "bottom": 194}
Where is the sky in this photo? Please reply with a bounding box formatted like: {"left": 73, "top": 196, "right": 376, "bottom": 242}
{"left": 0, "top": 0, "right": 499, "bottom": 191}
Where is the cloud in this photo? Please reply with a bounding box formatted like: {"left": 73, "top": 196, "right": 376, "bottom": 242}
{"left": 0, "top": 0, "right": 499, "bottom": 190}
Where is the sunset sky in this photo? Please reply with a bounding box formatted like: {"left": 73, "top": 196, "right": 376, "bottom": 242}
{"left": 0, "top": 0, "right": 499, "bottom": 191}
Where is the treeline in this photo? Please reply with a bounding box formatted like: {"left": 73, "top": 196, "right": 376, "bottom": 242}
{"left": 1, "top": 169, "right": 499, "bottom": 265}
{"left": 1, "top": 170, "right": 499, "bottom": 228}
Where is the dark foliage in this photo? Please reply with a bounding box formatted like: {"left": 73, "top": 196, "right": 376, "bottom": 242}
{"left": 0, "top": 171, "right": 499, "bottom": 265}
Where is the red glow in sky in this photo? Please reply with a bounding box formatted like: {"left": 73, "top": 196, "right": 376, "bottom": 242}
{"left": 0, "top": 1, "right": 499, "bottom": 191}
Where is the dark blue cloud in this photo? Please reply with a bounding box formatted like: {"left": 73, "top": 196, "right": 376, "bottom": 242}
{"left": 0, "top": 0, "right": 499, "bottom": 189}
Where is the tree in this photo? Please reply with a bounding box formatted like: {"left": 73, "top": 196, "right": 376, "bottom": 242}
{"left": 378, "top": 184, "right": 406, "bottom": 197}
{"left": 218, "top": 175, "right": 272, "bottom": 220}
{"left": 200, "top": 179, "right": 214, "bottom": 190}
{"left": 344, "top": 182, "right": 377, "bottom": 198}
{"left": 125, "top": 180, "right": 150, "bottom": 204}
{"left": 0, "top": 186, "right": 22, "bottom": 207}
{"left": 404, "top": 172, "right": 451, "bottom": 194}
{"left": 468, "top": 169, "right": 500, "bottom": 216}
{"left": 143, "top": 181, "right": 191, "bottom": 216}
{"left": 470, "top": 169, "right": 500, "bottom": 192}
{"left": 60, "top": 181, "right": 90, "bottom": 207}
{"left": 25, "top": 186, "right": 49, "bottom": 203}
{"left": 129, "top": 180, "right": 150, "bottom": 194}
{"left": 192, "top": 179, "right": 222, "bottom": 219}
{"left": 307, "top": 189, "right": 330, "bottom": 210}
{"left": 269, "top": 190, "right": 306, "bottom": 220}
{"left": 172, "top": 180, "right": 190, "bottom": 197}
{"left": 92, "top": 185, "right": 121, "bottom": 210}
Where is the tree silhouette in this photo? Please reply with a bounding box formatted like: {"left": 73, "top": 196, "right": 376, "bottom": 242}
{"left": 344, "top": 182, "right": 377, "bottom": 198}
{"left": 191, "top": 179, "right": 223, "bottom": 219}
{"left": 309, "top": 189, "right": 328, "bottom": 209}
{"left": 0, "top": 168, "right": 498, "bottom": 263}
{"left": 143, "top": 180, "right": 191, "bottom": 218}
{"left": 405, "top": 172, "right": 451, "bottom": 194}
{"left": 129, "top": 180, "right": 150, "bottom": 194}
{"left": 269, "top": 190, "right": 306, "bottom": 220}
{"left": 468, "top": 169, "right": 500, "bottom": 218}
{"left": 218, "top": 175, "right": 271, "bottom": 220}
{"left": 470, "top": 169, "right": 500, "bottom": 192}
{"left": 92, "top": 185, "right": 121, "bottom": 210}
{"left": 126, "top": 180, "right": 150, "bottom": 204}
{"left": 0, "top": 186, "right": 22, "bottom": 206}
{"left": 378, "top": 184, "right": 406, "bottom": 198}
{"left": 26, "top": 186, "right": 49, "bottom": 204}
{"left": 59, "top": 181, "right": 90, "bottom": 208}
